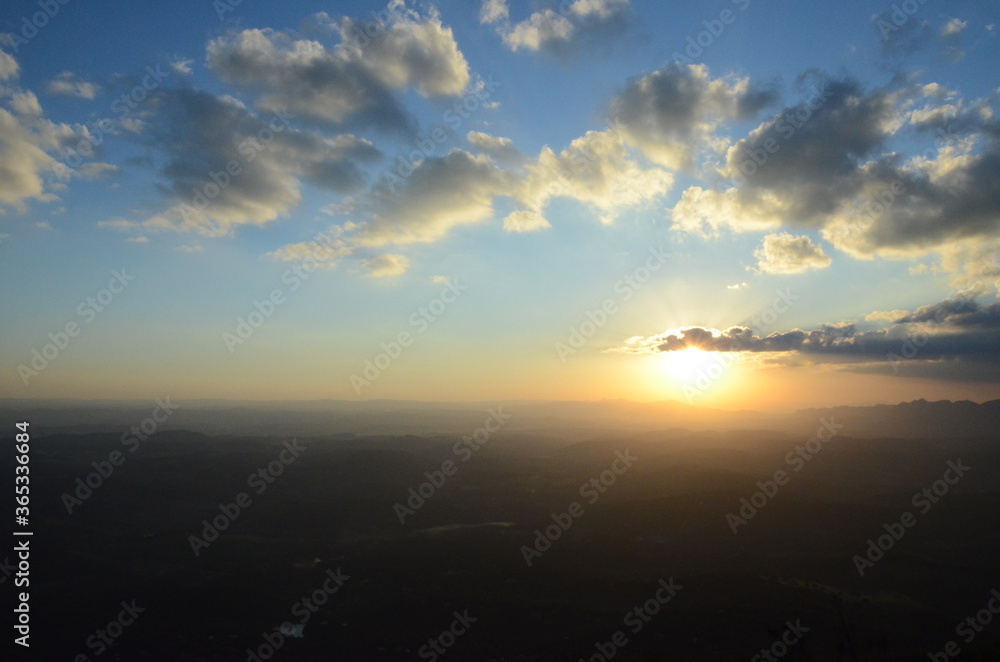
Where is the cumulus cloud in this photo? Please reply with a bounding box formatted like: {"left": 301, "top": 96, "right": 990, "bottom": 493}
{"left": 668, "top": 73, "right": 1000, "bottom": 278}
{"left": 335, "top": 127, "right": 671, "bottom": 249}
{"left": 752, "top": 233, "right": 832, "bottom": 275}
{"left": 0, "top": 54, "right": 116, "bottom": 210}
{"left": 351, "top": 149, "right": 511, "bottom": 246}
{"left": 511, "top": 128, "right": 674, "bottom": 225}
{"left": 941, "top": 18, "right": 968, "bottom": 37}
{"left": 609, "top": 63, "right": 777, "bottom": 170}
{"left": 364, "top": 253, "right": 410, "bottom": 277}
{"left": 482, "top": 0, "right": 631, "bottom": 56}
{"left": 466, "top": 131, "right": 522, "bottom": 164}
{"left": 8, "top": 91, "right": 41, "bottom": 117}
{"left": 46, "top": 72, "right": 101, "bottom": 99}
{"left": 479, "top": 0, "right": 509, "bottom": 24}
{"left": 100, "top": 88, "right": 380, "bottom": 237}
{"left": 207, "top": 3, "right": 470, "bottom": 131}
{"left": 0, "top": 50, "right": 19, "bottom": 80}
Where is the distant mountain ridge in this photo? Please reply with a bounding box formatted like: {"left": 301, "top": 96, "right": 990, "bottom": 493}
{"left": 2, "top": 397, "right": 998, "bottom": 439}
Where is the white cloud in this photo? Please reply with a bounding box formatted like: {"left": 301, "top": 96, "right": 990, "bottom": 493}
{"left": 207, "top": 4, "right": 470, "bottom": 129}
{"left": 364, "top": 253, "right": 410, "bottom": 277}
{"left": 0, "top": 50, "right": 18, "bottom": 80}
{"left": 751, "top": 233, "right": 832, "bottom": 275}
{"left": 46, "top": 72, "right": 100, "bottom": 99}
{"left": 483, "top": 0, "right": 630, "bottom": 55}
{"left": 503, "top": 209, "right": 551, "bottom": 233}
{"left": 8, "top": 91, "right": 41, "bottom": 117}
{"left": 466, "top": 131, "right": 522, "bottom": 164}
{"left": 479, "top": 0, "right": 509, "bottom": 24}
{"left": 941, "top": 18, "right": 967, "bottom": 37}
{"left": 171, "top": 59, "right": 193, "bottom": 75}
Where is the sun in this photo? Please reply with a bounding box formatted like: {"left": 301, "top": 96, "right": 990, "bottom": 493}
{"left": 659, "top": 347, "right": 736, "bottom": 387}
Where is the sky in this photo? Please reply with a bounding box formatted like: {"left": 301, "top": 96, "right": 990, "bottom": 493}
{"left": 1, "top": 0, "right": 1000, "bottom": 410}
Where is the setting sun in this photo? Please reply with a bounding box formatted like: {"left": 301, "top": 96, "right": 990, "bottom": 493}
{"left": 660, "top": 347, "right": 736, "bottom": 387}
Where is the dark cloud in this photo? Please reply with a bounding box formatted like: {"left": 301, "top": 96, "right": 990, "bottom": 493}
{"left": 101, "top": 88, "right": 379, "bottom": 237}
{"left": 609, "top": 62, "right": 777, "bottom": 170}
{"left": 616, "top": 294, "right": 1000, "bottom": 366}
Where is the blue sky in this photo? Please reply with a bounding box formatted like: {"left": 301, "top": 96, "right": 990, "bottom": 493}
{"left": 2, "top": 0, "right": 1000, "bottom": 409}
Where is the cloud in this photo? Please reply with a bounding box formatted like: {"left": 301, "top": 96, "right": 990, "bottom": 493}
{"left": 727, "top": 282, "right": 748, "bottom": 290}
{"left": 8, "top": 91, "right": 41, "bottom": 117}
{"left": 171, "top": 59, "right": 194, "bottom": 76}
{"left": 339, "top": 125, "right": 671, "bottom": 250}
{"left": 207, "top": 3, "right": 470, "bottom": 131}
{"left": 0, "top": 50, "right": 19, "bottom": 80}
{"left": 752, "top": 233, "right": 832, "bottom": 274}
{"left": 941, "top": 18, "right": 968, "bottom": 37}
{"left": 0, "top": 56, "right": 116, "bottom": 210}
{"left": 479, "top": 0, "right": 509, "bottom": 24}
{"left": 352, "top": 149, "right": 511, "bottom": 246}
{"left": 609, "top": 63, "right": 777, "bottom": 170}
{"left": 511, "top": 128, "right": 674, "bottom": 225}
{"left": 46, "top": 72, "right": 100, "bottom": 99}
{"left": 364, "top": 253, "right": 410, "bottom": 277}
{"left": 503, "top": 209, "right": 551, "bottom": 233}
{"left": 669, "top": 73, "right": 1000, "bottom": 278}
{"left": 264, "top": 228, "right": 352, "bottom": 268}
{"left": 483, "top": 0, "right": 631, "bottom": 56}
{"left": 614, "top": 293, "right": 1000, "bottom": 373}
{"left": 101, "top": 88, "right": 380, "bottom": 237}
{"left": 466, "top": 131, "right": 522, "bottom": 164}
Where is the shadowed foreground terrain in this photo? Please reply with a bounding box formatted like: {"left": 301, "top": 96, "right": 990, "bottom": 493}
{"left": 4, "top": 401, "right": 1000, "bottom": 660}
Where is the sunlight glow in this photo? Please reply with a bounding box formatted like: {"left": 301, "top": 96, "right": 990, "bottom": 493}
{"left": 660, "top": 348, "right": 738, "bottom": 388}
